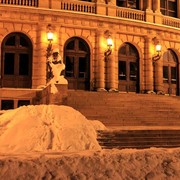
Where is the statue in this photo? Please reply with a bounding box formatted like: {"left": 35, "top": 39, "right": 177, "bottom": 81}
{"left": 47, "top": 48, "right": 68, "bottom": 93}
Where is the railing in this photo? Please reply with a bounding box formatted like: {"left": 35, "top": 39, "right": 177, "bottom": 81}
{"left": 60, "top": 0, "right": 96, "bottom": 14}
{"left": 1, "top": 0, "right": 180, "bottom": 30}
{"left": 162, "top": 16, "right": 180, "bottom": 29}
{"left": 116, "top": 7, "right": 145, "bottom": 21}
{"left": 0, "top": 0, "right": 38, "bottom": 7}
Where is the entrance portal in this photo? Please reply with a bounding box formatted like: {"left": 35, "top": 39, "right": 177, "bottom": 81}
{"left": 118, "top": 43, "right": 139, "bottom": 92}
{"left": 163, "top": 49, "right": 179, "bottom": 95}
{"left": 64, "top": 37, "right": 90, "bottom": 90}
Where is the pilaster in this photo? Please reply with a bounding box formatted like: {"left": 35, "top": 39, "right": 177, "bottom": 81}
{"left": 106, "top": 53, "right": 117, "bottom": 91}
{"left": 144, "top": 36, "right": 154, "bottom": 93}
{"left": 96, "top": 1, "right": 107, "bottom": 16}
{"left": 95, "top": 30, "right": 106, "bottom": 91}
{"left": 154, "top": 59, "right": 163, "bottom": 94}
{"left": 32, "top": 24, "right": 47, "bottom": 88}
{"left": 51, "top": 0, "right": 61, "bottom": 10}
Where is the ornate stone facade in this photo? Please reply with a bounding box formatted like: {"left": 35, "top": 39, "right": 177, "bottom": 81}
{"left": 0, "top": 0, "right": 180, "bottom": 109}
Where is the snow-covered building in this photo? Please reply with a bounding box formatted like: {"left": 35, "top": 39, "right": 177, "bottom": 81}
{"left": 0, "top": 0, "right": 180, "bottom": 110}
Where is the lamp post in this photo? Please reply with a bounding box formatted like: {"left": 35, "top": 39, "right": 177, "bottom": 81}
{"left": 46, "top": 24, "right": 54, "bottom": 81}
{"left": 46, "top": 24, "right": 54, "bottom": 59}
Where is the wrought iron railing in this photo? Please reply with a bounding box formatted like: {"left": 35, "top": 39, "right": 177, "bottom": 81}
{"left": 60, "top": 0, "right": 96, "bottom": 14}
{"left": 162, "top": 16, "right": 180, "bottom": 29}
{"left": 116, "top": 7, "right": 145, "bottom": 21}
{"left": 0, "top": 0, "right": 38, "bottom": 7}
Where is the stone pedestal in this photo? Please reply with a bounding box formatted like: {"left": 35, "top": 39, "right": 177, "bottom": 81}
{"left": 49, "top": 84, "right": 68, "bottom": 105}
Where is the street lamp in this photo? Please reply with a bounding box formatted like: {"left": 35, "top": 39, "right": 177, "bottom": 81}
{"left": 46, "top": 24, "right": 54, "bottom": 59}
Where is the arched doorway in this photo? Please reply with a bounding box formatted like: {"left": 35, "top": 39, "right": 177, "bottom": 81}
{"left": 64, "top": 37, "right": 90, "bottom": 90}
{"left": 118, "top": 43, "right": 139, "bottom": 92}
{"left": 163, "top": 49, "right": 179, "bottom": 95}
{"left": 1, "top": 32, "right": 32, "bottom": 88}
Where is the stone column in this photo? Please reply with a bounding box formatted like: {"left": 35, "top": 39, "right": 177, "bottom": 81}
{"left": 146, "top": 0, "right": 152, "bottom": 10}
{"left": 154, "top": 58, "right": 164, "bottom": 94}
{"left": 177, "top": 0, "right": 180, "bottom": 18}
{"left": 95, "top": 30, "right": 106, "bottom": 91}
{"left": 144, "top": 36, "right": 154, "bottom": 93}
{"left": 153, "top": 0, "right": 162, "bottom": 24}
{"left": 32, "top": 24, "right": 47, "bottom": 88}
{"left": 106, "top": 52, "right": 117, "bottom": 91}
{"left": 145, "top": 0, "right": 153, "bottom": 23}
{"left": 154, "top": 0, "right": 161, "bottom": 13}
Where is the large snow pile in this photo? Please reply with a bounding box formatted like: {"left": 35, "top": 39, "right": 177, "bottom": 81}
{"left": 0, "top": 148, "right": 180, "bottom": 179}
{"left": 0, "top": 105, "right": 106, "bottom": 153}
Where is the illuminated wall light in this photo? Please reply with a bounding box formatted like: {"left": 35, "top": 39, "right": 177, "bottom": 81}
{"left": 152, "top": 38, "right": 162, "bottom": 63}
{"left": 107, "top": 36, "right": 113, "bottom": 48}
{"left": 104, "top": 33, "right": 113, "bottom": 58}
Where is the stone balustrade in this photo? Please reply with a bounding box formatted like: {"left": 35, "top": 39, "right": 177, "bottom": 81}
{"left": 162, "top": 16, "right": 180, "bottom": 28}
{"left": 0, "top": 0, "right": 38, "bottom": 7}
{"left": 60, "top": 0, "right": 96, "bottom": 14}
{"left": 116, "top": 7, "right": 145, "bottom": 21}
{"left": 1, "top": 0, "right": 180, "bottom": 29}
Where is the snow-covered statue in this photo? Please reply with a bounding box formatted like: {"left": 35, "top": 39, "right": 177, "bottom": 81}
{"left": 47, "top": 48, "right": 68, "bottom": 93}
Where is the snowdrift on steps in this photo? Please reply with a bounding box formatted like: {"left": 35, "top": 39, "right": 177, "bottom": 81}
{"left": 0, "top": 105, "right": 106, "bottom": 153}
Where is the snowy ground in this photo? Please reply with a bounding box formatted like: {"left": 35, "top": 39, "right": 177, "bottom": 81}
{"left": 0, "top": 105, "right": 179, "bottom": 179}
{"left": 0, "top": 148, "right": 180, "bottom": 179}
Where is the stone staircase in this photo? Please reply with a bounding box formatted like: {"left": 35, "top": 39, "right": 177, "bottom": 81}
{"left": 66, "top": 90, "right": 180, "bottom": 127}
{"left": 66, "top": 90, "right": 180, "bottom": 149}
{"left": 97, "top": 129, "right": 180, "bottom": 149}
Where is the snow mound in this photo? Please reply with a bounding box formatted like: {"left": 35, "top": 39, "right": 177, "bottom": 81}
{"left": 0, "top": 105, "right": 103, "bottom": 153}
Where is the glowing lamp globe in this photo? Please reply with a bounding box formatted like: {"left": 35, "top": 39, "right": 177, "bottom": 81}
{"left": 47, "top": 31, "right": 53, "bottom": 42}
{"left": 107, "top": 36, "right": 113, "bottom": 47}
{"left": 156, "top": 44, "right": 161, "bottom": 52}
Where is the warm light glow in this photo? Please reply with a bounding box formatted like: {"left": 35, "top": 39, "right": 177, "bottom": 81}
{"left": 107, "top": 36, "right": 113, "bottom": 47}
{"left": 47, "top": 31, "right": 53, "bottom": 42}
{"left": 156, "top": 44, "right": 161, "bottom": 52}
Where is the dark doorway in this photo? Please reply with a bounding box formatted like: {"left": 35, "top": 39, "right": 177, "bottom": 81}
{"left": 118, "top": 43, "right": 139, "bottom": 92}
{"left": 163, "top": 49, "right": 179, "bottom": 95}
{"left": 64, "top": 37, "right": 90, "bottom": 90}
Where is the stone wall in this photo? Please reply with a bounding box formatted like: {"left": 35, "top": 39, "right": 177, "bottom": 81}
{"left": 0, "top": 2, "right": 180, "bottom": 96}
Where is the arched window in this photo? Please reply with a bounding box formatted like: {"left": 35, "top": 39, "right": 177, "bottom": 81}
{"left": 160, "top": 0, "right": 177, "bottom": 17}
{"left": 1, "top": 33, "right": 32, "bottom": 88}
